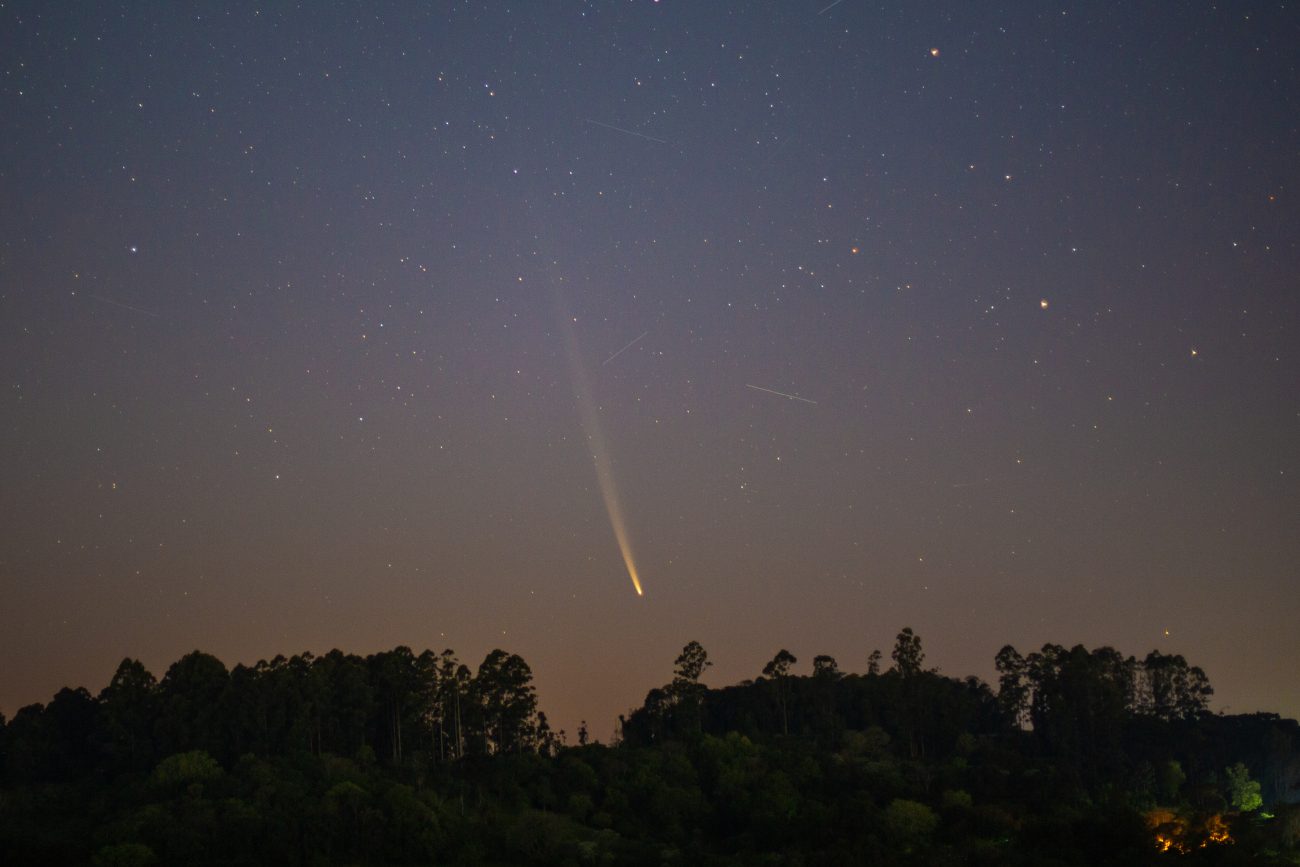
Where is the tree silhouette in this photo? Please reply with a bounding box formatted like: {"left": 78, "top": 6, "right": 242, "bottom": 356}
{"left": 2, "top": 635, "right": 1294, "bottom": 867}
{"left": 672, "top": 641, "right": 711, "bottom": 734}
{"left": 474, "top": 649, "right": 538, "bottom": 754}
{"left": 155, "top": 651, "right": 229, "bottom": 759}
{"left": 812, "top": 655, "right": 840, "bottom": 678}
{"left": 891, "top": 628, "right": 924, "bottom": 677}
{"left": 762, "top": 649, "right": 797, "bottom": 735}
{"left": 370, "top": 646, "right": 419, "bottom": 764}
{"left": 99, "top": 658, "right": 157, "bottom": 770}
{"left": 994, "top": 644, "right": 1029, "bottom": 729}
{"left": 434, "top": 649, "right": 466, "bottom": 760}
{"left": 310, "top": 649, "right": 372, "bottom": 756}
{"left": 673, "top": 640, "right": 711, "bottom": 684}
{"left": 1024, "top": 644, "right": 1133, "bottom": 777}
{"left": 1140, "top": 651, "right": 1213, "bottom": 720}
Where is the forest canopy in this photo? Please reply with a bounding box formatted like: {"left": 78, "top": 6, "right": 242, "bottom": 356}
{"left": 2, "top": 630, "right": 1298, "bottom": 865}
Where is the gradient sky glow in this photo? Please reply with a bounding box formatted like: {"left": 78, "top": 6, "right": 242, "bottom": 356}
{"left": 2, "top": 1, "right": 1297, "bottom": 739}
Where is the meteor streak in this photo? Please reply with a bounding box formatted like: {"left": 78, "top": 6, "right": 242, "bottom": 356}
{"left": 746, "top": 383, "right": 818, "bottom": 404}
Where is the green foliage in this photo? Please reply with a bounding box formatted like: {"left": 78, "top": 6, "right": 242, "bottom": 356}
{"left": 884, "top": 797, "right": 939, "bottom": 842}
{"left": 941, "top": 788, "right": 973, "bottom": 810}
{"left": 1226, "top": 762, "right": 1263, "bottom": 812}
{"left": 93, "top": 842, "right": 156, "bottom": 867}
{"left": 150, "top": 750, "right": 222, "bottom": 791}
{"left": 1159, "top": 759, "right": 1186, "bottom": 804}
{"left": 841, "top": 726, "right": 891, "bottom": 759}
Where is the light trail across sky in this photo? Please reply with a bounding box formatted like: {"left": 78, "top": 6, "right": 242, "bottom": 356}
{"left": 548, "top": 273, "right": 644, "bottom": 597}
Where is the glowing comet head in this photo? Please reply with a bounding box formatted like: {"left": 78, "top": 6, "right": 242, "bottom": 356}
{"left": 594, "top": 457, "right": 644, "bottom": 596}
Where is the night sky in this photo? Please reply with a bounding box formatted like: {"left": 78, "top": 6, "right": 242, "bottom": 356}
{"left": 3, "top": 1, "right": 1297, "bottom": 739}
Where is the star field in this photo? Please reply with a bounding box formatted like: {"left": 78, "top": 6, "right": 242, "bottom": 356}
{"left": 1, "top": 1, "right": 1297, "bottom": 737}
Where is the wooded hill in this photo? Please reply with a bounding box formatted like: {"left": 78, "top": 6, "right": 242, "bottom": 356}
{"left": 2, "top": 629, "right": 1297, "bottom": 865}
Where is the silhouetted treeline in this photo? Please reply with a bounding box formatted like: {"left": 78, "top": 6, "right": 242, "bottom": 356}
{"left": 2, "top": 646, "right": 547, "bottom": 786}
{"left": 2, "top": 631, "right": 1298, "bottom": 865}
{"left": 622, "top": 635, "right": 1269, "bottom": 797}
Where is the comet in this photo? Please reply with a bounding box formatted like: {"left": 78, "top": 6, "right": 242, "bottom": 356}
{"left": 550, "top": 278, "right": 645, "bottom": 596}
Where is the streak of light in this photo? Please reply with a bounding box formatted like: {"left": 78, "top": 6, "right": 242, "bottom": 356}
{"left": 817, "top": 0, "right": 846, "bottom": 15}
{"left": 79, "top": 293, "right": 160, "bottom": 317}
{"left": 583, "top": 118, "right": 670, "bottom": 145}
{"left": 602, "top": 330, "right": 648, "bottom": 366}
{"left": 746, "top": 383, "right": 818, "bottom": 405}
{"left": 551, "top": 280, "right": 645, "bottom": 596}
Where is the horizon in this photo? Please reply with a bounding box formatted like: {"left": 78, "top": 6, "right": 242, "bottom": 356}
{"left": 5, "top": 626, "right": 1289, "bottom": 743}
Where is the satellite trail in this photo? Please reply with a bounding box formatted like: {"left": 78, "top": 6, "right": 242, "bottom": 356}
{"left": 584, "top": 118, "right": 670, "bottom": 145}
{"left": 80, "top": 293, "right": 160, "bottom": 318}
{"left": 746, "top": 384, "right": 818, "bottom": 405}
{"left": 602, "top": 331, "right": 648, "bottom": 366}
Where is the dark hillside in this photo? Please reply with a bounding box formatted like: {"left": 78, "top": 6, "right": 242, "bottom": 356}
{"left": 2, "top": 631, "right": 1297, "bottom": 865}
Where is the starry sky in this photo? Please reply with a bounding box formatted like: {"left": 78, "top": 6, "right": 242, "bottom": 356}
{"left": 2, "top": 1, "right": 1297, "bottom": 738}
